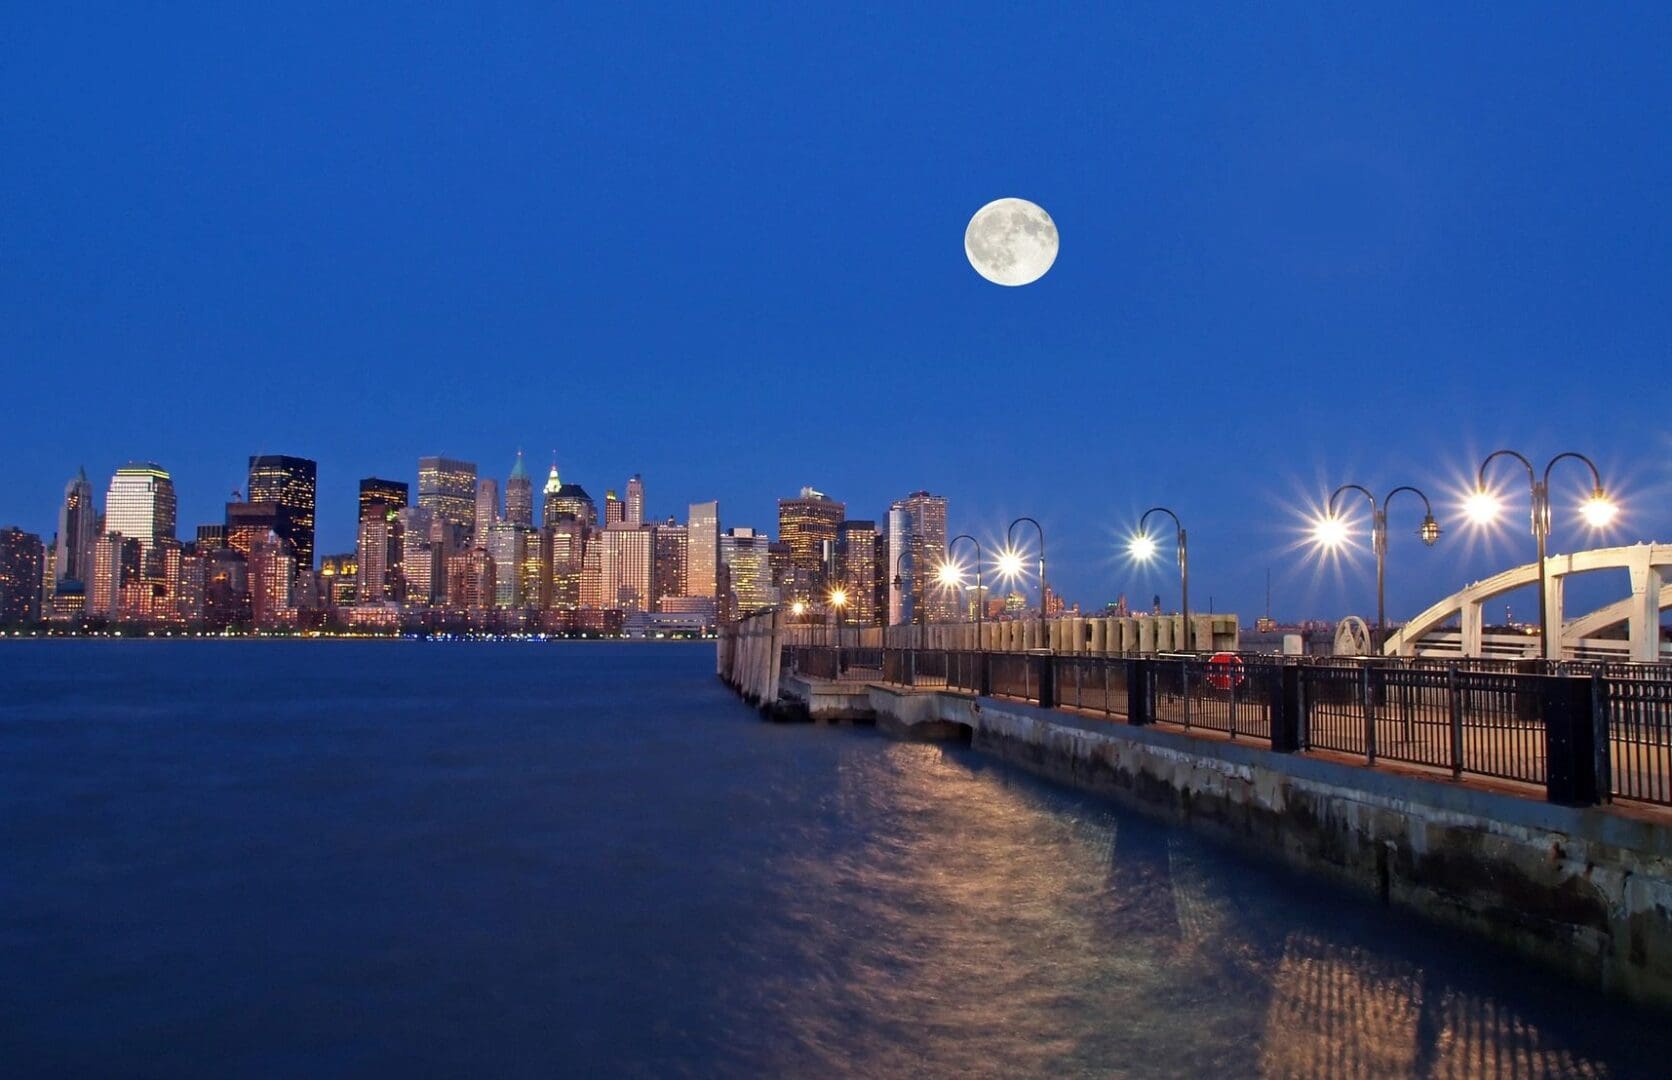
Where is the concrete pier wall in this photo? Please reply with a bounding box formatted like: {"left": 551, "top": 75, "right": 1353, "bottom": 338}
{"left": 770, "top": 672, "right": 1672, "bottom": 1009}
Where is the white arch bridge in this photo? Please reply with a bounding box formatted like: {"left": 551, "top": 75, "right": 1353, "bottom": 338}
{"left": 1382, "top": 543, "right": 1672, "bottom": 662}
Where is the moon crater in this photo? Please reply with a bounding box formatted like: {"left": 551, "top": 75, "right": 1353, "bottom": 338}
{"left": 964, "top": 198, "right": 1058, "bottom": 286}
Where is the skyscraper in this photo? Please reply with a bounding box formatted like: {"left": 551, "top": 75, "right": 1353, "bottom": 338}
{"left": 604, "top": 490, "right": 624, "bottom": 528}
{"left": 687, "top": 500, "right": 719, "bottom": 599}
{"left": 625, "top": 474, "right": 645, "bottom": 528}
{"left": 224, "top": 501, "right": 285, "bottom": 559}
{"left": 486, "top": 522, "right": 529, "bottom": 608}
{"left": 475, "top": 477, "right": 500, "bottom": 538}
{"left": 417, "top": 456, "right": 477, "bottom": 537}
{"left": 359, "top": 477, "right": 409, "bottom": 522}
{"left": 397, "top": 506, "right": 439, "bottom": 605}
{"left": 598, "top": 527, "right": 654, "bottom": 612}
{"left": 356, "top": 508, "right": 401, "bottom": 602}
{"left": 248, "top": 533, "right": 296, "bottom": 629}
{"left": 542, "top": 460, "right": 564, "bottom": 526}
{"left": 777, "top": 487, "right": 845, "bottom": 601}
{"left": 0, "top": 527, "right": 45, "bottom": 625}
{"left": 104, "top": 463, "right": 177, "bottom": 560}
{"left": 505, "top": 452, "right": 533, "bottom": 528}
{"left": 246, "top": 455, "right": 317, "bottom": 571}
{"left": 653, "top": 518, "right": 688, "bottom": 611}
{"left": 837, "top": 519, "right": 880, "bottom": 625}
{"left": 54, "top": 467, "right": 98, "bottom": 586}
{"left": 888, "top": 491, "right": 949, "bottom": 624}
{"left": 719, "top": 527, "right": 773, "bottom": 616}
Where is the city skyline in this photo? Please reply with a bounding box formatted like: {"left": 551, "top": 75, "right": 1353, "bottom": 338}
{"left": 4, "top": 8, "right": 1672, "bottom": 621}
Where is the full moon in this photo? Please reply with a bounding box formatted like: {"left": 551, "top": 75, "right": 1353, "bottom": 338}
{"left": 964, "top": 197, "right": 1058, "bottom": 286}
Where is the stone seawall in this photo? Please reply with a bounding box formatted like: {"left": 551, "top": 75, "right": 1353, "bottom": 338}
{"left": 862, "top": 687, "right": 1672, "bottom": 1009}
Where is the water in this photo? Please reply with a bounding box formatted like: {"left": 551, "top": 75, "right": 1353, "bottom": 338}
{"left": 0, "top": 642, "right": 1664, "bottom": 1076}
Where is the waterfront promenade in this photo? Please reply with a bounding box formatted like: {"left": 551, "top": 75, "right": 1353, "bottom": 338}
{"left": 719, "top": 611, "right": 1672, "bottom": 1009}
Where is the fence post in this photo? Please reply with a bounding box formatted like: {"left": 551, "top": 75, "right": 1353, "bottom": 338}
{"left": 1127, "top": 659, "right": 1152, "bottom": 726}
{"left": 1544, "top": 675, "right": 1602, "bottom": 806}
{"left": 979, "top": 651, "right": 991, "bottom": 697}
{"left": 1448, "top": 666, "right": 1464, "bottom": 780}
{"left": 1270, "top": 666, "right": 1301, "bottom": 752}
{"left": 1364, "top": 666, "right": 1378, "bottom": 765}
{"left": 1035, "top": 653, "right": 1056, "bottom": 709}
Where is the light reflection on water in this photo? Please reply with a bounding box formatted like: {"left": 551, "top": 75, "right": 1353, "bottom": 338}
{"left": 0, "top": 642, "right": 1661, "bottom": 1076}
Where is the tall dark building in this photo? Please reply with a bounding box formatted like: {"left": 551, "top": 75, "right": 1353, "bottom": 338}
{"left": 0, "top": 527, "right": 46, "bottom": 625}
{"left": 505, "top": 452, "right": 534, "bottom": 528}
{"left": 224, "top": 501, "right": 285, "bottom": 559}
{"left": 359, "top": 477, "right": 409, "bottom": 522}
{"left": 247, "top": 455, "right": 317, "bottom": 571}
{"left": 54, "top": 467, "right": 98, "bottom": 586}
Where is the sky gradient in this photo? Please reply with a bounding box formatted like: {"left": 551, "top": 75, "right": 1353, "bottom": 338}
{"left": 3, "top": 5, "right": 1669, "bottom": 621}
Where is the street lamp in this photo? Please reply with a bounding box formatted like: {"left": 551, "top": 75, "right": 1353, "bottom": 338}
{"left": 1131, "top": 507, "right": 1190, "bottom": 652}
{"left": 891, "top": 549, "right": 920, "bottom": 631}
{"left": 1004, "top": 517, "right": 1047, "bottom": 619}
{"left": 829, "top": 586, "right": 849, "bottom": 651}
{"left": 945, "top": 533, "right": 984, "bottom": 636}
{"left": 1313, "top": 484, "right": 1440, "bottom": 652}
{"left": 1468, "top": 450, "right": 1617, "bottom": 660}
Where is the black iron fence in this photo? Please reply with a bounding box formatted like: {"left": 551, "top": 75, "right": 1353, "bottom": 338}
{"left": 816, "top": 647, "right": 1670, "bottom": 810}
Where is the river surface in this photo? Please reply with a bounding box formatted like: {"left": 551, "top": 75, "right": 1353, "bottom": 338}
{"left": 0, "top": 641, "right": 1665, "bottom": 1076}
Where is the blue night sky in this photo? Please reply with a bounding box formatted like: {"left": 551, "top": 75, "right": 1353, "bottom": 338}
{"left": 3, "top": 5, "right": 1670, "bottom": 621}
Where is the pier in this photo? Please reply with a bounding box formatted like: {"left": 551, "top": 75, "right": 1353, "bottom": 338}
{"left": 719, "top": 610, "right": 1672, "bottom": 1009}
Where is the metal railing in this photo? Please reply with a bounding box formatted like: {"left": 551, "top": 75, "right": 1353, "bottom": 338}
{"left": 782, "top": 645, "right": 1672, "bottom": 810}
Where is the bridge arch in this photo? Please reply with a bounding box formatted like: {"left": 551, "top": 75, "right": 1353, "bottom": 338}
{"left": 1381, "top": 543, "right": 1672, "bottom": 661}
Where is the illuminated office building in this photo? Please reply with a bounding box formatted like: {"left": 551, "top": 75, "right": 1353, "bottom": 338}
{"left": 104, "top": 463, "right": 177, "bottom": 561}
{"left": 417, "top": 456, "right": 477, "bottom": 537}
{"left": 604, "top": 490, "right": 624, "bottom": 529}
{"left": 546, "top": 517, "right": 585, "bottom": 612}
{"left": 687, "top": 500, "right": 719, "bottom": 599}
{"left": 249, "top": 533, "right": 296, "bottom": 629}
{"left": 888, "top": 491, "right": 949, "bottom": 624}
{"left": 224, "top": 501, "right": 284, "bottom": 560}
{"left": 505, "top": 452, "right": 534, "bottom": 528}
{"left": 0, "top": 527, "right": 45, "bottom": 624}
{"left": 195, "top": 524, "right": 227, "bottom": 551}
{"left": 548, "top": 481, "right": 597, "bottom": 527}
{"left": 398, "top": 507, "right": 439, "bottom": 605}
{"left": 54, "top": 467, "right": 98, "bottom": 587}
{"left": 486, "top": 523, "right": 529, "bottom": 608}
{"left": 203, "top": 549, "right": 249, "bottom": 629}
{"left": 318, "top": 553, "right": 359, "bottom": 607}
{"left": 356, "top": 508, "right": 401, "bottom": 602}
{"left": 720, "top": 527, "right": 773, "bottom": 615}
{"left": 653, "top": 519, "right": 687, "bottom": 611}
{"left": 837, "top": 519, "right": 880, "bottom": 625}
{"left": 359, "top": 478, "right": 409, "bottom": 522}
{"left": 777, "top": 487, "right": 844, "bottom": 601}
{"left": 475, "top": 477, "right": 500, "bottom": 539}
{"left": 247, "top": 455, "right": 316, "bottom": 571}
{"left": 625, "top": 474, "right": 645, "bottom": 528}
{"left": 598, "top": 527, "right": 654, "bottom": 612}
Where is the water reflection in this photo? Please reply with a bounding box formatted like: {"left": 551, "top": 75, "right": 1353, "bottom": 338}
{"left": 738, "top": 738, "right": 1649, "bottom": 1078}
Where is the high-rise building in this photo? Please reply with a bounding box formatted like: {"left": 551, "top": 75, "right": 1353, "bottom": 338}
{"left": 356, "top": 508, "right": 401, "bottom": 602}
{"left": 104, "top": 463, "right": 177, "bottom": 560}
{"left": 247, "top": 455, "right": 317, "bottom": 571}
{"left": 687, "top": 500, "right": 719, "bottom": 599}
{"left": 778, "top": 487, "right": 845, "bottom": 601}
{"left": 653, "top": 518, "right": 688, "bottom": 611}
{"left": 202, "top": 548, "right": 249, "bottom": 629}
{"left": 546, "top": 517, "right": 586, "bottom": 612}
{"left": 318, "top": 553, "right": 359, "bottom": 607}
{"left": 486, "top": 523, "right": 530, "bottom": 608}
{"left": 720, "top": 527, "right": 773, "bottom": 615}
{"left": 474, "top": 477, "right": 501, "bottom": 539}
{"left": 397, "top": 506, "right": 439, "bottom": 605}
{"left": 837, "top": 519, "right": 880, "bottom": 625}
{"left": 541, "top": 460, "right": 564, "bottom": 526}
{"left": 54, "top": 467, "right": 98, "bottom": 587}
{"left": 625, "top": 474, "right": 645, "bottom": 529}
{"left": 547, "top": 481, "right": 597, "bottom": 526}
{"left": 224, "top": 501, "right": 285, "bottom": 560}
{"left": 598, "top": 527, "right": 654, "bottom": 612}
{"left": 359, "top": 478, "right": 409, "bottom": 522}
{"left": 888, "top": 491, "right": 949, "bottom": 624}
{"left": 505, "top": 452, "right": 534, "bottom": 528}
{"left": 89, "top": 534, "right": 140, "bottom": 621}
{"left": 195, "top": 524, "right": 227, "bottom": 551}
{"left": 417, "top": 456, "right": 477, "bottom": 538}
{"left": 249, "top": 533, "right": 296, "bottom": 629}
{"left": 0, "top": 527, "right": 45, "bottom": 625}
{"left": 604, "top": 490, "right": 624, "bottom": 529}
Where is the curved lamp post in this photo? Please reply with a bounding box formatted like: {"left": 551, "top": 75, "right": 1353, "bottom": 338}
{"left": 1132, "top": 507, "right": 1190, "bottom": 652}
{"left": 1468, "top": 450, "right": 1617, "bottom": 660}
{"left": 891, "top": 549, "right": 918, "bottom": 629}
{"left": 1316, "top": 484, "right": 1441, "bottom": 652}
{"left": 1004, "top": 517, "right": 1047, "bottom": 619}
{"left": 828, "top": 584, "right": 850, "bottom": 651}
